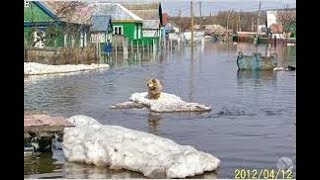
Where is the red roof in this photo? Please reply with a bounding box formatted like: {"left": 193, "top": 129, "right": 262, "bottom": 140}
{"left": 162, "top": 13, "right": 168, "bottom": 25}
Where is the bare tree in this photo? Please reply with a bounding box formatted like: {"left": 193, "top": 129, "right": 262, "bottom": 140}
{"left": 168, "top": 10, "right": 265, "bottom": 32}
{"left": 277, "top": 10, "right": 296, "bottom": 36}
{"left": 43, "top": 1, "right": 92, "bottom": 47}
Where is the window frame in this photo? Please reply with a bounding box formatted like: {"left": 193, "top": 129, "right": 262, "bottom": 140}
{"left": 25, "top": 1, "right": 30, "bottom": 8}
{"left": 113, "top": 26, "right": 123, "bottom": 35}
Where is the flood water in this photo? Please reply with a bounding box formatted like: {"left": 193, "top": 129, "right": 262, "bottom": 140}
{"left": 24, "top": 42, "right": 296, "bottom": 179}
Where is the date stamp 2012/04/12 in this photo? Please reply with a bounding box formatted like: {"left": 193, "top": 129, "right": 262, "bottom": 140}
{"left": 234, "top": 169, "right": 293, "bottom": 179}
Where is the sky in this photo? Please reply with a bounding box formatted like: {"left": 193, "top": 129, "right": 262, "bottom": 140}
{"left": 92, "top": 0, "right": 296, "bottom": 16}
{"left": 161, "top": 0, "right": 296, "bottom": 16}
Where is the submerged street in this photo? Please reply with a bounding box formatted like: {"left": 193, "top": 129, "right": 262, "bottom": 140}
{"left": 24, "top": 42, "right": 296, "bottom": 178}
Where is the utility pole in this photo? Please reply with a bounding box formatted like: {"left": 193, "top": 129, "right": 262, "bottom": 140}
{"left": 251, "top": 18, "right": 254, "bottom": 32}
{"left": 199, "top": 1, "right": 202, "bottom": 17}
{"left": 190, "top": 0, "right": 194, "bottom": 47}
{"left": 238, "top": 11, "right": 241, "bottom": 32}
{"left": 199, "top": 1, "right": 202, "bottom": 29}
{"left": 231, "top": 12, "right": 234, "bottom": 33}
{"left": 226, "top": 10, "right": 230, "bottom": 41}
{"left": 255, "top": 1, "right": 262, "bottom": 44}
{"left": 179, "top": 8, "right": 182, "bottom": 31}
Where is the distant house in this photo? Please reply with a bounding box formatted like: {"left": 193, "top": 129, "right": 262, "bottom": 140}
{"left": 24, "top": 1, "right": 59, "bottom": 48}
{"left": 257, "top": 25, "right": 267, "bottom": 34}
{"left": 165, "top": 22, "right": 181, "bottom": 33}
{"left": 24, "top": 1, "right": 91, "bottom": 49}
{"left": 266, "top": 10, "right": 296, "bottom": 38}
{"left": 42, "top": 1, "right": 92, "bottom": 48}
{"left": 90, "top": 15, "right": 113, "bottom": 53}
{"left": 92, "top": 3, "right": 143, "bottom": 45}
{"left": 141, "top": 20, "right": 161, "bottom": 45}
{"left": 266, "top": 11, "right": 278, "bottom": 29}
{"left": 204, "top": 24, "right": 226, "bottom": 35}
{"left": 162, "top": 13, "right": 168, "bottom": 26}
{"left": 121, "top": 3, "right": 162, "bottom": 46}
{"left": 266, "top": 11, "right": 283, "bottom": 39}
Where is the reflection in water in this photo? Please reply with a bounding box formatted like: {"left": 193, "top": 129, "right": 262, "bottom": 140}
{"left": 25, "top": 150, "right": 219, "bottom": 179}
{"left": 236, "top": 70, "right": 278, "bottom": 91}
{"left": 189, "top": 45, "right": 196, "bottom": 102}
{"left": 107, "top": 50, "right": 163, "bottom": 67}
{"left": 24, "top": 42, "right": 295, "bottom": 178}
{"left": 147, "top": 112, "right": 162, "bottom": 135}
{"left": 63, "top": 162, "right": 219, "bottom": 179}
{"left": 190, "top": 171, "right": 218, "bottom": 179}
{"left": 24, "top": 152, "right": 63, "bottom": 176}
{"left": 237, "top": 70, "right": 277, "bottom": 81}
{"left": 64, "top": 162, "right": 145, "bottom": 179}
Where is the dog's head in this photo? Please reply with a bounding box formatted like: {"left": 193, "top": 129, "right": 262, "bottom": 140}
{"left": 147, "top": 78, "right": 156, "bottom": 87}
{"left": 147, "top": 79, "right": 161, "bottom": 90}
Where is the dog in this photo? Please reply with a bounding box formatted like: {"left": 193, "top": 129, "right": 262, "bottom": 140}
{"left": 147, "top": 79, "right": 162, "bottom": 100}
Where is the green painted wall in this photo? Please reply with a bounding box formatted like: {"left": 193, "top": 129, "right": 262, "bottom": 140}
{"left": 112, "top": 21, "right": 143, "bottom": 44}
{"left": 45, "top": 25, "right": 64, "bottom": 48}
{"left": 112, "top": 21, "right": 161, "bottom": 45}
{"left": 25, "top": 24, "right": 90, "bottom": 48}
{"left": 24, "top": 2, "right": 90, "bottom": 49}
{"left": 141, "top": 29, "right": 160, "bottom": 46}
{"left": 141, "top": 37, "right": 159, "bottom": 46}
{"left": 55, "top": 34, "right": 64, "bottom": 47}
{"left": 24, "top": 27, "right": 32, "bottom": 47}
{"left": 24, "top": 26, "right": 62, "bottom": 48}
{"left": 24, "top": 2, "right": 54, "bottom": 22}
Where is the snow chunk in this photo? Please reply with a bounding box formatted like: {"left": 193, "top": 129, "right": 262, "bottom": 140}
{"left": 273, "top": 67, "right": 284, "bottom": 71}
{"left": 62, "top": 115, "right": 220, "bottom": 178}
{"left": 24, "top": 62, "right": 109, "bottom": 75}
{"left": 111, "top": 92, "right": 212, "bottom": 112}
{"left": 110, "top": 101, "right": 146, "bottom": 109}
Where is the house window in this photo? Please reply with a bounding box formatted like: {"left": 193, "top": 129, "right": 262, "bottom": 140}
{"left": 113, "top": 26, "right": 123, "bottom": 35}
{"left": 64, "top": 34, "right": 68, "bottom": 47}
{"left": 84, "top": 32, "right": 87, "bottom": 47}
{"left": 33, "top": 29, "right": 46, "bottom": 48}
{"left": 24, "top": 1, "right": 30, "bottom": 8}
{"left": 71, "top": 36, "right": 75, "bottom": 48}
{"left": 80, "top": 29, "right": 87, "bottom": 48}
{"left": 80, "top": 31, "right": 84, "bottom": 48}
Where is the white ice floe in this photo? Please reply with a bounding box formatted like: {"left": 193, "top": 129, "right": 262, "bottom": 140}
{"left": 24, "top": 62, "right": 109, "bottom": 75}
{"left": 273, "top": 66, "right": 296, "bottom": 71}
{"left": 273, "top": 67, "right": 284, "bottom": 71}
{"left": 111, "top": 92, "right": 212, "bottom": 112}
{"left": 62, "top": 115, "right": 220, "bottom": 178}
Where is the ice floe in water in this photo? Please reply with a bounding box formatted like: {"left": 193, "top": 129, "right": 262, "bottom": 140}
{"left": 24, "top": 62, "right": 109, "bottom": 75}
{"left": 62, "top": 115, "right": 220, "bottom": 178}
{"left": 111, "top": 92, "right": 212, "bottom": 112}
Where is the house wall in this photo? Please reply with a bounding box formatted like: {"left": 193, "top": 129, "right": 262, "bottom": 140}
{"left": 24, "top": 2, "right": 90, "bottom": 49}
{"left": 141, "top": 29, "right": 160, "bottom": 46}
{"left": 141, "top": 37, "right": 159, "bottom": 46}
{"left": 24, "top": 25, "right": 89, "bottom": 49}
{"left": 24, "top": 2, "right": 54, "bottom": 22}
{"left": 111, "top": 21, "right": 160, "bottom": 46}
{"left": 90, "top": 32, "right": 113, "bottom": 53}
{"left": 142, "top": 30, "right": 158, "bottom": 37}
{"left": 90, "top": 32, "right": 112, "bottom": 43}
{"left": 25, "top": 23, "right": 90, "bottom": 49}
{"left": 112, "top": 22, "right": 143, "bottom": 44}
{"left": 64, "top": 26, "right": 91, "bottom": 48}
